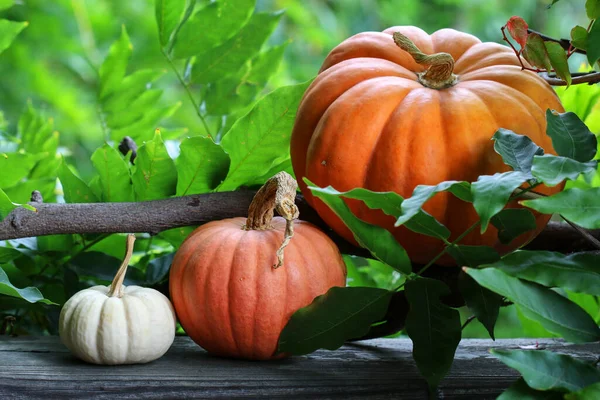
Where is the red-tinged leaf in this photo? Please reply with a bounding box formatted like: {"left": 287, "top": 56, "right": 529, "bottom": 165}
{"left": 506, "top": 16, "right": 529, "bottom": 48}
{"left": 522, "top": 33, "right": 552, "bottom": 71}
{"left": 545, "top": 41, "right": 572, "bottom": 86}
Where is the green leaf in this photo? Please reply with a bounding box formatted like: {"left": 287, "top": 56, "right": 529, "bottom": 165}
{"left": 531, "top": 154, "right": 597, "bottom": 187}
{"left": 0, "top": 267, "right": 56, "bottom": 305}
{"left": 498, "top": 378, "right": 563, "bottom": 400}
{"left": 587, "top": 19, "right": 600, "bottom": 67}
{"left": 471, "top": 171, "right": 529, "bottom": 233}
{"left": 18, "top": 103, "right": 58, "bottom": 155}
{"left": 102, "top": 69, "right": 166, "bottom": 114}
{"left": 491, "top": 349, "right": 600, "bottom": 392}
{"left": 0, "top": 20, "right": 27, "bottom": 55}
{"left": 0, "top": 152, "right": 43, "bottom": 188}
{"left": 586, "top": 0, "right": 600, "bottom": 19}
{"left": 447, "top": 244, "right": 500, "bottom": 268}
{"left": 176, "top": 136, "right": 230, "bottom": 196}
{"left": 145, "top": 253, "right": 174, "bottom": 284}
{"left": 0, "top": 247, "right": 22, "bottom": 263}
{"left": 491, "top": 208, "right": 537, "bottom": 244}
{"left": 395, "top": 181, "right": 472, "bottom": 227}
{"left": 174, "top": 0, "right": 256, "bottom": 59}
{"left": 343, "top": 255, "right": 405, "bottom": 289}
{"left": 0, "top": 188, "right": 17, "bottom": 220}
{"left": 110, "top": 102, "right": 181, "bottom": 142}
{"left": 3, "top": 178, "right": 56, "bottom": 204}
{"left": 458, "top": 271, "right": 502, "bottom": 339}
{"left": 522, "top": 188, "right": 600, "bottom": 229}
{"left": 277, "top": 286, "right": 393, "bottom": 355}
{"left": 492, "top": 128, "right": 544, "bottom": 175}
{"left": 314, "top": 186, "right": 450, "bottom": 240}
{"left": 204, "top": 43, "right": 288, "bottom": 115}
{"left": 544, "top": 41, "right": 571, "bottom": 86}
{"left": 99, "top": 26, "right": 132, "bottom": 99}
{"left": 487, "top": 250, "right": 600, "bottom": 296}
{"left": 405, "top": 277, "right": 461, "bottom": 389}
{"left": 90, "top": 144, "right": 134, "bottom": 202}
{"left": 566, "top": 382, "right": 600, "bottom": 400}
{"left": 132, "top": 130, "right": 177, "bottom": 201}
{"left": 465, "top": 267, "right": 600, "bottom": 343}
{"left": 546, "top": 110, "right": 597, "bottom": 162}
{"left": 70, "top": 252, "right": 145, "bottom": 284}
{"left": 522, "top": 33, "right": 552, "bottom": 71}
{"left": 58, "top": 160, "right": 99, "bottom": 203}
{"left": 191, "top": 11, "right": 282, "bottom": 83}
{"left": 105, "top": 89, "right": 164, "bottom": 129}
{"left": 571, "top": 26, "right": 588, "bottom": 51}
{"left": 0, "top": 0, "right": 14, "bottom": 11}
{"left": 155, "top": 0, "right": 186, "bottom": 47}
{"left": 158, "top": 226, "right": 195, "bottom": 248}
{"left": 217, "top": 80, "right": 310, "bottom": 191}
{"left": 308, "top": 183, "right": 411, "bottom": 274}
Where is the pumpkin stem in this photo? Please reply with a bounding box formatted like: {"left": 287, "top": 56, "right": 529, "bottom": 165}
{"left": 392, "top": 32, "right": 457, "bottom": 89}
{"left": 244, "top": 172, "right": 300, "bottom": 269}
{"left": 107, "top": 234, "right": 136, "bottom": 298}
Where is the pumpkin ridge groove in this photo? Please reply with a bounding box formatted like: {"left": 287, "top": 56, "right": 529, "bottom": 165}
{"left": 226, "top": 229, "right": 247, "bottom": 356}
{"left": 121, "top": 297, "right": 130, "bottom": 362}
{"left": 96, "top": 296, "right": 109, "bottom": 364}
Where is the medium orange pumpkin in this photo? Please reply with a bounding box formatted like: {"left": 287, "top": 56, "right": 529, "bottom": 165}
{"left": 169, "top": 173, "right": 347, "bottom": 360}
{"left": 290, "top": 26, "right": 564, "bottom": 266}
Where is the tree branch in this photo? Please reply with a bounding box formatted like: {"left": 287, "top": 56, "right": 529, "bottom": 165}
{"left": 539, "top": 71, "right": 600, "bottom": 86}
{"left": 1, "top": 193, "right": 598, "bottom": 255}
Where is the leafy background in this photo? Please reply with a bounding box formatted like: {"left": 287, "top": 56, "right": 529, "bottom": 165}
{"left": 0, "top": 0, "right": 600, "bottom": 396}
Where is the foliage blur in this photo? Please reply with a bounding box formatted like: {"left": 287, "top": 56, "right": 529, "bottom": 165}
{"left": 0, "top": 0, "right": 593, "bottom": 179}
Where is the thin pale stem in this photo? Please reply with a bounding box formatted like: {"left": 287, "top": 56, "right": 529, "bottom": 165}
{"left": 107, "top": 234, "right": 136, "bottom": 298}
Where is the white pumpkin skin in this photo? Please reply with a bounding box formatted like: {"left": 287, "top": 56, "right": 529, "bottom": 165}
{"left": 59, "top": 284, "right": 176, "bottom": 365}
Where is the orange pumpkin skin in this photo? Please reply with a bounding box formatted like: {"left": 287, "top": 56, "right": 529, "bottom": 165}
{"left": 169, "top": 217, "right": 347, "bottom": 360}
{"left": 291, "top": 26, "right": 564, "bottom": 266}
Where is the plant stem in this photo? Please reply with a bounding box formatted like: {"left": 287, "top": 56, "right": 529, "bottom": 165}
{"left": 107, "top": 234, "right": 136, "bottom": 298}
{"left": 162, "top": 50, "right": 213, "bottom": 139}
{"left": 461, "top": 315, "right": 476, "bottom": 331}
{"left": 561, "top": 216, "right": 600, "bottom": 250}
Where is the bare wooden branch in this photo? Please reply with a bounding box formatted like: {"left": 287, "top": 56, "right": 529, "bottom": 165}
{"left": 1, "top": 192, "right": 598, "bottom": 255}
{"left": 540, "top": 71, "right": 600, "bottom": 86}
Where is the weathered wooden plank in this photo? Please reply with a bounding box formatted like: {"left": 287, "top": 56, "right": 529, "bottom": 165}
{"left": 0, "top": 337, "right": 598, "bottom": 399}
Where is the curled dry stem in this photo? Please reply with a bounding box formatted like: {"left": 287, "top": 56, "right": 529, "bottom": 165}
{"left": 244, "top": 172, "right": 300, "bottom": 268}
{"left": 107, "top": 234, "right": 136, "bottom": 298}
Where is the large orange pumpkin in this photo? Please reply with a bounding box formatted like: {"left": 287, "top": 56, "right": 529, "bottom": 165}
{"left": 169, "top": 173, "right": 347, "bottom": 360}
{"left": 290, "top": 26, "right": 564, "bottom": 266}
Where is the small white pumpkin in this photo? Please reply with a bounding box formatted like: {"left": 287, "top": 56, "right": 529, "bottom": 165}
{"left": 59, "top": 234, "right": 176, "bottom": 365}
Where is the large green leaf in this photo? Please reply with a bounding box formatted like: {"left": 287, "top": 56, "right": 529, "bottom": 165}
{"left": 531, "top": 155, "right": 597, "bottom": 187}
{"left": 173, "top": 0, "right": 256, "bottom": 59}
{"left": 204, "top": 43, "right": 288, "bottom": 116}
{"left": 176, "top": 136, "right": 230, "bottom": 196}
{"left": 155, "top": 0, "right": 186, "bottom": 47}
{"left": 491, "top": 349, "right": 600, "bottom": 392}
{"left": 4, "top": 178, "right": 56, "bottom": 204}
{"left": 0, "top": 0, "right": 14, "bottom": 11}
{"left": 491, "top": 208, "right": 537, "bottom": 244}
{"left": 405, "top": 277, "right": 461, "bottom": 389}
{"left": 0, "top": 188, "right": 18, "bottom": 220}
{"left": 587, "top": 18, "right": 600, "bottom": 67}
{"left": 471, "top": 171, "right": 529, "bottom": 233}
{"left": 492, "top": 128, "right": 544, "bottom": 175}
{"left": 132, "top": 130, "right": 177, "bottom": 201}
{"left": 58, "top": 160, "right": 99, "bottom": 203}
{"left": 145, "top": 253, "right": 174, "bottom": 284}
{"left": 110, "top": 103, "right": 181, "bottom": 142}
{"left": 105, "top": 89, "right": 164, "bottom": 129}
{"left": 0, "top": 20, "right": 27, "bottom": 55}
{"left": 217, "top": 80, "right": 310, "bottom": 191}
{"left": 0, "top": 267, "right": 56, "bottom": 305}
{"left": 278, "top": 286, "right": 393, "bottom": 355}
{"left": 498, "top": 378, "right": 563, "bottom": 400}
{"left": 544, "top": 41, "right": 571, "bottom": 86}
{"left": 313, "top": 186, "right": 450, "bottom": 240}
{"left": 465, "top": 267, "right": 600, "bottom": 343}
{"left": 191, "top": 11, "right": 282, "bottom": 83}
{"left": 521, "top": 188, "right": 600, "bottom": 229}
{"left": 458, "top": 271, "right": 502, "bottom": 339}
{"left": 18, "top": 103, "right": 58, "bottom": 155}
{"left": 0, "top": 247, "right": 21, "bottom": 263}
{"left": 447, "top": 244, "right": 500, "bottom": 268}
{"left": 98, "top": 26, "right": 132, "bottom": 99}
{"left": 487, "top": 250, "right": 600, "bottom": 296}
{"left": 545, "top": 111, "right": 597, "bottom": 162}
{"left": 102, "top": 69, "right": 166, "bottom": 114}
{"left": 0, "top": 152, "right": 43, "bottom": 188}
{"left": 395, "top": 181, "right": 472, "bottom": 227}
{"left": 90, "top": 144, "right": 134, "bottom": 202}
{"left": 522, "top": 33, "right": 552, "bottom": 71}
{"left": 571, "top": 26, "right": 588, "bottom": 51}
{"left": 343, "top": 255, "right": 404, "bottom": 289}
{"left": 69, "top": 252, "right": 145, "bottom": 284}
{"left": 309, "top": 183, "right": 411, "bottom": 274}
{"left": 566, "top": 382, "right": 600, "bottom": 400}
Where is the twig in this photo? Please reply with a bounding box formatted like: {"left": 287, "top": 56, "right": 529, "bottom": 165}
{"left": 539, "top": 71, "right": 600, "bottom": 86}
{"left": 561, "top": 216, "right": 600, "bottom": 250}
{"left": 462, "top": 315, "right": 477, "bottom": 331}
{"left": 526, "top": 29, "right": 585, "bottom": 55}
